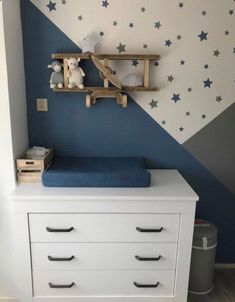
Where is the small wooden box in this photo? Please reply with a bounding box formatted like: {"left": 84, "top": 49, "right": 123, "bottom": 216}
{"left": 16, "top": 148, "right": 54, "bottom": 183}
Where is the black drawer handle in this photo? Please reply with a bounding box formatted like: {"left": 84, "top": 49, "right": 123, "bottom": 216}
{"left": 49, "top": 282, "right": 75, "bottom": 289}
{"left": 46, "top": 227, "right": 74, "bottom": 233}
{"left": 136, "top": 227, "right": 163, "bottom": 233}
{"left": 48, "top": 255, "right": 75, "bottom": 262}
{"left": 135, "top": 255, "right": 162, "bottom": 261}
{"left": 134, "top": 282, "right": 159, "bottom": 288}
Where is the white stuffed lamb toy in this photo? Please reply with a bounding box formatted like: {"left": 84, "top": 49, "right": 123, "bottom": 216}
{"left": 67, "top": 58, "right": 85, "bottom": 89}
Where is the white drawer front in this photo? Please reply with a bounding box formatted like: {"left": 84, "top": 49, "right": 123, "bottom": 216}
{"left": 31, "top": 242, "right": 177, "bottom": 270}
{"left": 33, "top": 270, "right": 175, "bottom": 297}
{"left": 29, "top": 214, "right": 179, "bottom": 243}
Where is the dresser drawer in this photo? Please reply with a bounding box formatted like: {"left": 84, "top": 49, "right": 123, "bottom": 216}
{"left": 33, "top": 270, "right": 175, "bottom": 297}
{"left": 29, "top": 214, "right": 180, "bottom": 243}
{"left": 31, "top": 242, "right": 177, "bottom": 270}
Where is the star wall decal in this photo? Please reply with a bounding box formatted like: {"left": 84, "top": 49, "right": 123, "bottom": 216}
{"left": 216, "top": 96, "right": 222, "bottom": 103}
{"left": 168, "top": 75, "right": 174, "bottom": 82}
{"left": 229, "top": 9, "right": 234, "bottom": 15}
{"left": 143, "top": 44, "right": 148, "bottom": 49}
{"left": 186, "top": 111, "right": 191, "bottom": 116}
{"left": 177, "top": 34, "right": 182, "bottom": 40}
{"left": 179, "top": 126, "right": 184, "bottom": 131}
{"left": 204, "top": 64, "right": 209, "bottom": 69}
{"left": 78, "top": 15, "right": 83, "bottom": 21}
{"left": 162, "top": 120, "right": 166, "bottom": 125}
{"left": 202, "top": 114, "right": 207, "bottom": 119}
{"left": 225, "top": 30, "right": 230, "bottom": 35}
{"left": 188, "top": 87, "right": 192, "bottom": 92}
{"left": 99, "top": 31, "right": 104, "bottom": 37}
{"left": 141, "top": 7, "right": 146, "bottom": 12}
{"left": 180, "top": 60, "right": 185, "bottom": 65}
{"left": 129, "top": 23, "right": 134, "bottom": 28}
{"left": 132, "top": 59, "right": 139, "bottom": 67}
{"left": 155, "top": 21, "right": 162, "bottom": 29}
{"left": 149, "top": 99, "right": 158, "bottom": 109}
{"left": 178, "top": 2, "right": 184, "bottom": 8}
{"left": 154, "top": 61, "right": 159, "bottom": 67}
{"left": 202, "top": 10, "right": 207, "bottom": 16}
{"left": 46, "top": 1, "right": 56, "bottom": 12}
{"left": 165, "top": 39, "right": 172, "bottom": 47}
{"left": 203, "top": 78, "right": 213, "bottom": 88}
{"left": 171, "top": 93, "right": 181, "bottom": 103}
{"left": 113, "top": 21, "right": 117, "bottom": 26}
{"left": 198, "top": 30, "right": 208, "bottom": 41}
{"left": 213, "top": 49, "right": 220, "bottom": 57}
{"left": 102, "top": 0, "right": 109, "bottom": 8}
{"left": 61, "top": 0, "right": 66, "bottom": 4}
{"left": 116, "top": 43, "right": 126, "bottom": 53}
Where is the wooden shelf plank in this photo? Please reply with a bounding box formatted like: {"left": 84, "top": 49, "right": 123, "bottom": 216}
{"left": 52, "top": 53, "right": 160, "bottom": 60}
{"left": 53, "top": 86, "right": 159, "bottom": 93}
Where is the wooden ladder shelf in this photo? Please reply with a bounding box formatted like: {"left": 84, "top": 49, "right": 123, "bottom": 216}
{"left": 51, "top": 53, "right": 160, "bottom": 108}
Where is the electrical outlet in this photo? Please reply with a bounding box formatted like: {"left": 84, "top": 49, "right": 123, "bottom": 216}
{"left": 37, "top": 98, "right": 48, "bottom": 112}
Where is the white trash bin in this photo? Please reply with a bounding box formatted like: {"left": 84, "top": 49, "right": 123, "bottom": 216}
{"left": 188, "top": 219, "right": 217, "bottom": 295}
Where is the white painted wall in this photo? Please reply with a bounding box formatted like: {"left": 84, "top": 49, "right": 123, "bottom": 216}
{"left": 0, "top": 0, "right": 28, "bottom": 299}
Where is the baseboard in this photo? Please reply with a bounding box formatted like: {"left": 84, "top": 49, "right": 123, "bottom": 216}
{"left": 215, "top": 263, "right": 235, "bottom": 269}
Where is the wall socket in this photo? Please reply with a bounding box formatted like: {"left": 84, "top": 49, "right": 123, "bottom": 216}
{"left": 37, "top": 98, "right": 48, "bottom": 111}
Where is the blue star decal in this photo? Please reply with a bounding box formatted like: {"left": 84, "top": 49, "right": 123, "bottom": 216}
{"left": 102, "top": 0, "right": 109, "bottom": 8}
{"left": 149, "top": 99, "right": 158, "bottom": 109}
{"left": 198, "top": 30, "right": 208, "bottom": 41}
{"left": 116, "top": 43, "right": 126, "bottom": 53}
{"left": 171, "top": 93, "right": 181, "bottom": 103}
{"left": 155, "top": 21, "right": 162, "bottom": 29}
{"left": 203, "top": 78, "right": 213, "bottom": 88}
{"left": 46, "top": 1, "right": 56, "bottom": 12}
{"left": 132, "top": 60, "right": 139, "bottom": 67}
{"left": 213, "top": 49, "right": 220, "bottom": 57}
{"left": 165, "top": 39, "right": 172, "bottom": 47}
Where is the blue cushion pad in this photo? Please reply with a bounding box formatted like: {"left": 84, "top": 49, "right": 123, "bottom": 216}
{"left": 42, "top": 157, "right": 151, "bottom": 187}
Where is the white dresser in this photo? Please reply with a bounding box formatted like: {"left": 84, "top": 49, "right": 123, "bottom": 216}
{"left": 12, "top": 170, "right": 198, "bottom": 302}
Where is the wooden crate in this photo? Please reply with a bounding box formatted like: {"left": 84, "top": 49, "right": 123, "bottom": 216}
{"left": 16, "top": 148, "right": 54, "bottom": 183}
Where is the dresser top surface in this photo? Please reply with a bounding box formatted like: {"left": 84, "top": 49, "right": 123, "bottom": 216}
{"left": 12, "top": 170, "right": 198, "bottom": 201}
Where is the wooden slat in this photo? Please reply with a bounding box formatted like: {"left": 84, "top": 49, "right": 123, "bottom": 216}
{"left": 63, "top": 58, "right": 69, "bottom": 87}
{"left": 52, "top": 53, "right": 160, "bottom": 60}
{"left": 143, "top": 59, "right": 150, "bottom": 88}
{"left": 53, "top": 86, "right": 159, "bottom": 93}
{"left": 103, "top": 58, "right": 109, "bottom": 88}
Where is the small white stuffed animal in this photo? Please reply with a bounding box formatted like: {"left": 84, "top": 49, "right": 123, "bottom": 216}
{"left": 48, "top": 60, "right": 64, "bottom": 88}
{"left": 67, "top": 58, "right": 85, "bottom": 89}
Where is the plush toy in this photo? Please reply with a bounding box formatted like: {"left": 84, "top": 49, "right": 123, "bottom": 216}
{"left": 121, "top": 72, "right": 143, "bottom": 87}
{"left": 67, "top": 58, "right": 85, "bottom": 89}
{"left": 79, "top": 34, "right": 98, "bottom": 53}
{"left": 48, "top": 60, "right": 64, "bottom": 89}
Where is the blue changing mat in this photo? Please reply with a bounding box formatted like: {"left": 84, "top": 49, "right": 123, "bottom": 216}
{"left": 42, "top": 157, "right": 151, "bottom": 187}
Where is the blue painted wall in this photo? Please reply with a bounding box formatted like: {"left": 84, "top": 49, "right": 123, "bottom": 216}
{"left": 21, "top": 0, "right": 235, "bottom": 262}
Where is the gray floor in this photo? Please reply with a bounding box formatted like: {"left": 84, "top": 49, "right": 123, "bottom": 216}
{"left": 188, "top": 269, "right": 235, "bottom": 302}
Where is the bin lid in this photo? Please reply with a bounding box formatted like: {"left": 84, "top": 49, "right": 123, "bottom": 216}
{"left": 193, "top": 219, "right": 217, "bottom": 248}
